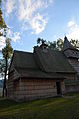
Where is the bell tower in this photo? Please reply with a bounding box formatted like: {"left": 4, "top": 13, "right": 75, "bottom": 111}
{"left": 62, "top": 36, "right": 79, "bottom": 78}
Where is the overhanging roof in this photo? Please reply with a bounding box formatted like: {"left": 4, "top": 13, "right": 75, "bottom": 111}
{"left": 10, "top": 49, "right": 76, "bottom": 80}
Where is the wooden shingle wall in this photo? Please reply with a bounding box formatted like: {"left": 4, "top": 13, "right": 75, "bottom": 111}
{"left": 68, "top": 59, "right": 79, "bottom": 75}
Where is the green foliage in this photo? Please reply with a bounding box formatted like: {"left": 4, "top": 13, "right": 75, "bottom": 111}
{"left": 37, "top": 38, "right": 47, "bottom": 45}
{"left": 0, "top": 93, "right": 79, "bottom": 119}
{"left": 37, "top": 37, "right": 64, "bottom": 50}
{"left": 57, "top": 38, "right": 64, "bottom": 51}
{"left": 70, "top": 39, "right": 79, "bottom": 48}
{"left": 2, "top": 38, "right": 13, "bottom": 60}
{"left": 1, "top": 38, "right": 13, "bottom": 97}
{"left": 48, "top": 41, "right": 57, "bottom": 50}
{"left": 37, "top": 37, "right": 79, "bottom": 51}
{"left": 0, "top": 0, "right": 7, "bottom": 36}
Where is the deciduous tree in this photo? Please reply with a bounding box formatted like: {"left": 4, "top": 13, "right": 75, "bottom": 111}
{"left": 2, "top": 38, "right": 13, "bottom": 97}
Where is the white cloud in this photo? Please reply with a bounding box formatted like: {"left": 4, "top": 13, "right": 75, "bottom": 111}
{"left": 0, "top": 30, "right": 21, "bottom": 51}
{"left": 18, "top": 0, "right": 53, "bottom": 21}
{"left": 3, "top": 0, "right": 16, "bottom": 17}
{"left": 18, "top": 0, "right": 45, "bottom": 21}
{"left": 2, "top": 0, "right": 53, "bottom": 34}
{"left": 6, "top": 29, "right": 21, "bottom": 42}
{"left": 67, "top": 20, "right": 79, "bottom": 40}
{"left": 30, "top": 13, "right": 48, "bottom": 34}
{"left": 12, "top": 32, "right": 21, "bottom": 42}
{"left": 67, "top": 21, "right": 75, "bottom": 28}
{"left": 18, "top": 0, "right": 50, "bottom": 34}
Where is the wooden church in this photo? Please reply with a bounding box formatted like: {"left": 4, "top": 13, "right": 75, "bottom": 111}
{"left": 8, "top": 37, "right": 79, "bottom": 101}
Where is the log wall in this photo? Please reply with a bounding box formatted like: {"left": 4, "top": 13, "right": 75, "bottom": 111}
{"left": 13, "top": 78, "right": 65, "bottom": 101}
{"left": 8, "top": 71, "right": 14, "bottom": 99}
{"left": 8, "top": 69, "right": 19, "bottom": 99}
{"left": 62, "top": 73, "right": 79, "bottom": 92}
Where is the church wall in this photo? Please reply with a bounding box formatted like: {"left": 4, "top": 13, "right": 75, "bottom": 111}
{"left": 12, "top": 78, "right": 65, "bottom": 101}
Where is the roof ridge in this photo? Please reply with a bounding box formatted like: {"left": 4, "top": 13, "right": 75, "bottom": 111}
{"left": 14, "top": 50, "right": 33, "bottom": 54}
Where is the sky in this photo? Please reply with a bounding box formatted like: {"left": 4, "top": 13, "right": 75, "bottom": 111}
{"left": 0, "top": 0, "right": 79, "bottom": 53}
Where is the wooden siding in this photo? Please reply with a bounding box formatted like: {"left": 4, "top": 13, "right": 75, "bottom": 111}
{"left": 61, "top": 73, "right": 79, "bottom": 92}
{"left": 8, "top": 69, "right": 20, "bottom": 99}
{"left": 13, "top": 79, "right": 65, "bottom": 101}
{"left": 63, "top": 49, "right": 79, "bottom": 92}
{"left": 68, "top": 59, "right": 79, "bottom": 75}
{"left": 8, "top": 71, "right": 14, "bottom": 99}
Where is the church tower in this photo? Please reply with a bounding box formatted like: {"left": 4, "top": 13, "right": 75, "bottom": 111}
{"left": 62, "top": 36, "right": 79, "bottom": 78}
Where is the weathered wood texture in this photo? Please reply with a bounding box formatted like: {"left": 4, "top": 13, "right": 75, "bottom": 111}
{"left": 62, "top": 73, "right": 79, "bottom": 92}
{"left": 8, "top": 71, "right": 14, "bottom": 99}
{"left": 8, "top": 78, "right": 65, "bottom": 101}
{"left": 63, "top": 49, "right": 79, "bottom": 92}
{"left": 64, "top": 49, "right": 79, "bottom": 58}
{"left": 68, "top": 59, "right": 79, "bottom": 75}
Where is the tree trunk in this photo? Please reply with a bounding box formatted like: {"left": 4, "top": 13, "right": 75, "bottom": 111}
{"left": 2, "top": 54, "right": 7, "bottom": 97}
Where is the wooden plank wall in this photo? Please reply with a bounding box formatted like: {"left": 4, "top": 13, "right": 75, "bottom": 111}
{"left": 63, "top": 72, "right": 79, "bottom": 92}
{"left": 8, "top": 71, "right": 14, "bottom": 99}
{"left": 13, "top": 79, "right": 65, "bottom": 101}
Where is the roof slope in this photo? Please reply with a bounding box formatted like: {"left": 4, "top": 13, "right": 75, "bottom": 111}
{"left": 11, "top": 50, "right": 64, "bottom": 79}
{"left": 16, "top": 68, "right": 64, "bottom": 79}
{"left": 34, "top": 47, "right": 75, "bottom": 73}
{"left": 13, "top": 50, "right": 38, "bottom": 70}
{"left": 10, "top": 49, "right": 76, "bottom": 79}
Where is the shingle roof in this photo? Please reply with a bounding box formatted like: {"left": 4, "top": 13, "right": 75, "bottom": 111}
{"left": 62, "top": 36, "right": 79, "bottom": 58}
{"left": 11, "top": 48, "right": 76, "bottom": 80}
{"left": 13, "top": 50, "right": 38, "bottom": 70}
{"left": 16, "top": 68, "right": 64, "bottom": 79}
{"left": 12, "top": 50, "right": 65, "bottom": 79}
{"left": 34, "top": 47, "right": 75, "bottom": 73}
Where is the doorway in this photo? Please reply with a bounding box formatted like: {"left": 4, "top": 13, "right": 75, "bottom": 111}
{"left": 56, "top": 81, "right": 61, "bottom": 95}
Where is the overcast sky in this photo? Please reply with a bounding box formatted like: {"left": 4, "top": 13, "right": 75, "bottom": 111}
{"left": 0, "top": 0, "right": 79, "bottom": 52}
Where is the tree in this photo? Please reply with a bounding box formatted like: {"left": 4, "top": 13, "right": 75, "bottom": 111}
{"left": 2, "top": 38, "right": 13, "bottom": 97}
{"left": 37, "top": 37, "right": 79, "bottom": 51}
{"left": 0, "top": 0, "right": 7, "bottom": 36}
{"left": 37, "top": 38, "right": 47, "bottom": 45}
{"left": 70, "top": 39, "right": 79, "bottom": 48}
{"left": 48, "top": 39, "right": 64, "bottom": 51}
{"left": 0, "top": 0, "right": 13, "bottom": 97}
{"left": 57, "top": 38, "right": 64, "bottom": 51}
{"left": 48, "top": 41, "right": 57, "bottom": 50}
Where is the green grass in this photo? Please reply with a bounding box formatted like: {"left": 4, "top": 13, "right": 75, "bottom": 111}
{"left": 0, "top": 92, "right": 79, "bottom": 119}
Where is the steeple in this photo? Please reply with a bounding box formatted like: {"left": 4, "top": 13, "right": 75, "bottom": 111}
{"left": 62, "top": 36, "right": 79, "bottom": 59}
{"left": 62, "top": 36, "right": 76, "bottom": 51}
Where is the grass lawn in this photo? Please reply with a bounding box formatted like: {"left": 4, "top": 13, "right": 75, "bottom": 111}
{"left": 0, "top": 93, "right": 79, "bottom": 119}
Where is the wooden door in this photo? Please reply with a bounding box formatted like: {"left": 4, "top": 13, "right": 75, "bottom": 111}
{"left": 56, "top": 81, "right": 61, "bottom": 95}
